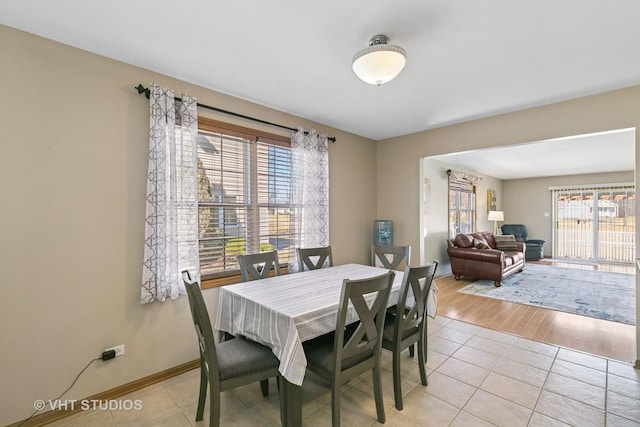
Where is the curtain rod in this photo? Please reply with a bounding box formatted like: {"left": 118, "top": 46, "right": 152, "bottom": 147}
{"left": 135, "top": 84, "right": 336, "bottom": 143}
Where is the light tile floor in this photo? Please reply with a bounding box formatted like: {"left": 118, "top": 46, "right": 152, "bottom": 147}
{"left": 47, "top": 316, "right": 640, "bottom": 426}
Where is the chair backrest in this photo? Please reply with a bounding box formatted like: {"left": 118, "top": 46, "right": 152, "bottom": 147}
{"left": 297, "top": 246, "right": 334, "bottom": 271}
{"left": 501, "top": 224, "right": 528, "bottom": 242}
{"left": 393, "top": 261, "right": 439, "bottom": 343}
{"left": 334, "top": 271, "right": 395, "bottom": 372}
{"left": 238, "top": 251, "right": 280, "bottom": 281}
{"left": 371, "top": 245, "right": 411, "bottom": 270}
{"left": 182, "top": 270, "right": 219, "bottom": 385}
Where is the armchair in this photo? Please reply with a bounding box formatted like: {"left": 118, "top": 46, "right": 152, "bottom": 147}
{"left": 501, "top": 224, "right": 545, "bottom": 261}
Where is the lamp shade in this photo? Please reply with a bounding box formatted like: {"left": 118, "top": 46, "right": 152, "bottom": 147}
{"left": 488, "top": 211, "right": 504, "bottom": 221}
{"left": 352, "top": 34, "right": 407, "bottom": 85}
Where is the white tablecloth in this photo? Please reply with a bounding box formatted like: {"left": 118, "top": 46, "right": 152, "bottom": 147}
{"left": 215, "top": 263, "right": 436, "bottom": 385}
{"left": 215, "top": 264, "right": 437, "bottom": 385}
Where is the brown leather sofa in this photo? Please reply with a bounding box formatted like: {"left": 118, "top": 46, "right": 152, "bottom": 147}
{"left": 446, "top": 231, "right": 525, "bottom": 287}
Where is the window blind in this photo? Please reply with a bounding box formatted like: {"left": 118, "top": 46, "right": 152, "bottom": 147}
{"left": 448, "top": 174, "right": 477, "bottom": 237}
{"left": 197, "top": 119, "right": 294, "bottom": 277}
{"left": 550, "top": 183, "right": 635, "bottom": 262}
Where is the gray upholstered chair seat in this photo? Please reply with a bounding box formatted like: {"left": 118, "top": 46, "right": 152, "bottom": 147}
{"left": 303, "top": 330, "right": 373, "bottom": 377}
{"left": 382, "top": 313, "right": 418, "bottom": 341}
{"left": 217, "top": 337, "right": 280, "bottom": 382}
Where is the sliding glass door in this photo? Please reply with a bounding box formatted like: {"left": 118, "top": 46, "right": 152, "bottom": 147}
{"left": 552, "top": 184, "right": 635, "bottom": 263}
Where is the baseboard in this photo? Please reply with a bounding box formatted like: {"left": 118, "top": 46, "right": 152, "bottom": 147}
{"left": 9, "top": 359, "right": 200, "bottom": 427}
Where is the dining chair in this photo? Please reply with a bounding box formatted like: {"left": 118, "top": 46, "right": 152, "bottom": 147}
{"left": 238, "top": 250, "right": 281, "bottom": 281}
{"left": 237, "top": 250, "right": 280, "bottom": 396}
{"left": 297, "top": 246, "right": 333, "bottom": 271}
{"left": 371, "top": 244, "right": 411, "bottom": 270}
{"left": 302, "top": 270, "right": 396, "bottom": 427}
{"left": 181, "top": 270, "right": 283, "bottom": 427}
{"left": 381, "top": 261, "right": 438, "bottom": 410}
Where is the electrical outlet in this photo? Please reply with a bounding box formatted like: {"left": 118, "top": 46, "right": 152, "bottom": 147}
{"left": 105, "top": 344, "right": 125, "bottom": 357}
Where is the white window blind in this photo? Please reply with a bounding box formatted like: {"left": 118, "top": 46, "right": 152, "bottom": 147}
{"left": 550, "top": 183, "right": 635, "bottom": 262}
{"left": 448, "top": 175, "right": 477, "bottom": 238}
{"left": 197, "top": 119, "right": 294, "bottom": 277}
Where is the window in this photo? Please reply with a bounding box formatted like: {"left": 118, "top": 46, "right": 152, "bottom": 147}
{"left": 197, "top": 118, "right": 294, "bottom": 280}
{"left": 447, "top": 170, "right": 478, "bottom": 237}
{"left": 551, "top": 183, "right": 635, "bottom": 262}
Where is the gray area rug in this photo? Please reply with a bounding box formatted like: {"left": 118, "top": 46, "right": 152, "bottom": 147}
{"left": 458, "top": 263, "right": 636, "bottom": 325}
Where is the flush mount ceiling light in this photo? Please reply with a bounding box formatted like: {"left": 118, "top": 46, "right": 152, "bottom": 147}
{"left": 352, "top": 34, "right": 407, "bottom": 86}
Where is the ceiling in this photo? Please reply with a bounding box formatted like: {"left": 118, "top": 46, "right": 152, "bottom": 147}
{"left": 1, "top": 1, "right": 639, "bottom": 178}
{"left": 431, "top": 128, "right": 636, "bottom": 180}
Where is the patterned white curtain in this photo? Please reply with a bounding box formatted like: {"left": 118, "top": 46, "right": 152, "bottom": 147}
{"left": 290, "top": 127, "right": 330, "bottom": 272}
{"left": 141, "top": 84, "right": 200, "bottom": 303}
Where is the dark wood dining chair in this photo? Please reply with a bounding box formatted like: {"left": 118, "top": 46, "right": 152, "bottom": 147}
{"left": 381, "top": 261, "right": 439, "bottom": 410}
{"left": 181, "top": 270, "right": 283, "bottom": 427}
{"left": 238, "top": 250, "right": 281, "bottom": 281}
{"left": 371, "top": 244, "right": 411, "bottom": 270}
{"left": 297, "top": 246, "right": 333, "bottom": 271}
{"left": 302, "top": 270, "right": 395, "bottom": 427}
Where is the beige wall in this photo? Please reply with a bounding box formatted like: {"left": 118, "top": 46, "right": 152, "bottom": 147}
{"left": 378, "top": 85, "right": 640, "bottom": 366}
{"left": 503, "top": 171, "right": 635, "bottom": 257}
{"left": 0, "top": 25, "right": 377, "bottom": 425}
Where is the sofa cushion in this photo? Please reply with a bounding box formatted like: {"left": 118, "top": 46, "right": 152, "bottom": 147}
{"left": 472, "top": 238, "right": 489, "bottom": 249}
{"left": 454, "top": 233, "right": 474, "bottom": 248}
{"left": 494, "top": 234, "right": 519, "bottom": 251}
{"left": 472, "top": 232, "right": 496, "bottom": 249}
{"left": 484, "top": 233, "right": 497, "bottom": 249}
{"left": 471, "top": 233, "right": 488, "bottom": 246}
{"left": 503, "top": 251, "right": 523, "bottom": 267}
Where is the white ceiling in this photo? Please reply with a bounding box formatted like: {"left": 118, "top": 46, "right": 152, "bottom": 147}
{"left": 431, "top": 128, "right": 636, "bottom": 180}
{"left": 1, "top": 0, "right": 639, "bottom": 178}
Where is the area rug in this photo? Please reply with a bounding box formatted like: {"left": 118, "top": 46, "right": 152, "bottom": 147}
{"left": 458, "top": 263, "right": 636, "bottom": 325}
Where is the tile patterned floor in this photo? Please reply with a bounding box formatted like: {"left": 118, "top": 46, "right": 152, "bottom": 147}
{"left": 47, "top": 316, "right": 640, "bottom": 426}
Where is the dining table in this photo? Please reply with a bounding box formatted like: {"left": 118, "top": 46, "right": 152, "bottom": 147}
{"left": 214, "top": 263, "right": 433, "bottom": 426}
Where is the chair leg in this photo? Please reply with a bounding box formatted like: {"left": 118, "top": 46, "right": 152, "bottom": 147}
{"left": 417, "top": 338, "right": 428, "bottom": 386}
{"left": 196, "top": 366, "right": 207, "bottom": 421}
{"left": 209, "top": 382, "right": 220, "bottom": 427}
{"left": 260, "top": 379, "right": 269, "bottom": 397}
{"left": 408, "top": 343, "right": 415, "bottom": 357}
{"left": 373, "top": 364, "right": 386, "bottom": 423}
{"left": 392, "top": 349, "right": 403, "bottom": 410}
{"left": 278, "top": 377, "right": 285, "bottom": 427}
{"left": 331, "top": 382, "right": 341, "bottom": 427}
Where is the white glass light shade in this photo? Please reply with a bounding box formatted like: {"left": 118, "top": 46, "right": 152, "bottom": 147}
{"left": 352, "top": 35, "right": 407, "bottom": 85}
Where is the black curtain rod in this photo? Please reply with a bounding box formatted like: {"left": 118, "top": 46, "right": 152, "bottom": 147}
{"left": 135, "top": 84, "right": 336, "bottom": 143}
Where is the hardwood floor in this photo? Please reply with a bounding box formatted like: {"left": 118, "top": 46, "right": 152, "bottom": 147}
{"left": 434, "top": 259, "right": 637, "bottom": 363}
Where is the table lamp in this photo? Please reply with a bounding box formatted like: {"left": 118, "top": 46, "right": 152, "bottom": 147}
{"left": 488, "top": 210, "right": 504, "bottom": 235}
